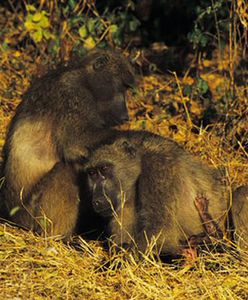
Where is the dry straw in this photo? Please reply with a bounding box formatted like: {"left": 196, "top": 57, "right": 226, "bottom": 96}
{"left": 1, "top": 222, "right": 248, "bottom": 300}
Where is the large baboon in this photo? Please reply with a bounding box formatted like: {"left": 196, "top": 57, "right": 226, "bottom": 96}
{"left": 84, "top": 131, "right": 230, "bottom": 255}
{"left": 2, "top": 49, "right": 134, "bottom": 240}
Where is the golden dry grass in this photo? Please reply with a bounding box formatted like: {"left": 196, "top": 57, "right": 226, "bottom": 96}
{"left": 0, "top": 3, "right": 248, "bottom": 298}
{"left": 1, "top": 222, "right": 248, "bottom": 300}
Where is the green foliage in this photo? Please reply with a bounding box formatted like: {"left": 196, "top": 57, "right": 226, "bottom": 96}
{"left": 188, "top": 0, "right": 229, "bottom": 49}
{"left": 183, "top": 77, "right": 209, "bottom": 98}
{"left": 102, "top": 7, "right": 140, "bottom": 46}
{"left": 24, "top": 5, "right": 54, "bottom": 43}
{"left": 77, "top": 16, "right": 111, "bottom": 50}
{"left": 189, "top": 26, "right": 209, "bottom": 48}
{"left": 196, "top": 77, "right": 209, "bottom": 96}
{"left": 141, "top": 120, "right": 146, "bottom": 130}
{"left": 1, "top": 0, "right": 232, "bottom": 61}
{"left": 24, "top": 2, "right": 139, "bottom": 57}
{"left": 183, "top": 85, "right": 193, "bottom": 97}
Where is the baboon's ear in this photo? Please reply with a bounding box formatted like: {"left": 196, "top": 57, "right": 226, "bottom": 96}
{"left": 121, "top": 141, "right": 137, "bottom": 158}
{"left": 93, "top": 55, "right": 111, "bottom": 70}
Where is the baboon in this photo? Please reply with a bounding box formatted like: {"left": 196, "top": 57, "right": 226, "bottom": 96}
{"left": 84, "top": 131, "right": 229, "bottom": 255}
{"left": 2, "top": 49, "right": 135, "bottom": 240}
{"left": 232, "top": 186, "right": 248, "bottom": 251}
{"left": 85, "top": 139, "right": 141, "bottom": 248}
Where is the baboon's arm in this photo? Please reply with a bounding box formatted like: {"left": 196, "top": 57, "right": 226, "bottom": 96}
{"left": 194, "top": 195, "right": 224, "bottom": 239}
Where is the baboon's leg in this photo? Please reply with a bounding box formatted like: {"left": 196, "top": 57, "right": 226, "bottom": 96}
{"left": 181, "top": 196, "right": 225, "bottom": 259}
{"left": 194, "top": 195, "right": 224, "bottom": 240}
{"left": 28, "top": 163, "right": 80, "bottom": 240}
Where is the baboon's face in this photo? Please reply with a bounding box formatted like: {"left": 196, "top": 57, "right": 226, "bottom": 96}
{"left": 86, "top": 163, "right": 121, "bottom": 217}
{"left": 97, "top": 91, "right": 129, "bottom": 127}
{"left": 85, "top": 140, "right": 141, "bottom": 218}
{"left": 85, "top": 50, "right": 135, "bottom": 126}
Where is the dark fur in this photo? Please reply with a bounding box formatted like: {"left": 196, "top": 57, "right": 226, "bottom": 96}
{"left": 84, "top": 131, "right": 230, "bottom": 255}
{"left": 2, "top": 49, "right": 134, "bottom": 240}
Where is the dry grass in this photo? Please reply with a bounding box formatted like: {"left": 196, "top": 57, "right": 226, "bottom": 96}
{"left": 1, "top": 2, "right": 248, "bottom": 299}
{"left": 1, "top": 222, "right": 248, "bottom": 300}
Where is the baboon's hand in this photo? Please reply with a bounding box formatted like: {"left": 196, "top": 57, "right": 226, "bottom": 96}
{"left": 194, "top": 195, "right": 209, "bottom": 213}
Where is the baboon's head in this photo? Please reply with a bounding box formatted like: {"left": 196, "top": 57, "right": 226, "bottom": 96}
{"left": 85, "top": 139, "right": 141, "bottom": 217}
{"left": 84, "top": 49, "right": 135, "bottom": 126}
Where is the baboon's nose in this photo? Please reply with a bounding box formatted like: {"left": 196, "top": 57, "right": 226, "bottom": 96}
{"left": 94, "top": 199, "right": 104, "bottom": 209}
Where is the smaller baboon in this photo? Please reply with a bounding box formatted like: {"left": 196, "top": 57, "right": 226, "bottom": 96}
{"left": 2, "top": 48, "right": 134, "bottom": 239}
{"left": 85, "top": 140, "right": 140, "bottom": 248}
{"left": 84, "top": 131, "right": 230, "bottom": 255}
{"left": 232, "top": 186, "right": 248, "bottom": 251}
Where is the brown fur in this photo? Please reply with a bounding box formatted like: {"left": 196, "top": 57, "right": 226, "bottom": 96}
{"left": 2, "top": 49, "right": 134, "bottom": 240}
{"left": 84, "top": 139, "right": 141, "bottom": 246}
{"left": 84, "top": 131, "right": 230, "bottom": 255}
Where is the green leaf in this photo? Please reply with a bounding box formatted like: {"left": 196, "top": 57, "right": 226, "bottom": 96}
{"left": 10, "top": 206, "right": 20, "bottom": 216}
{"left": 206, "top": 6, "right": 212, "bottom": 14}
{"left": 79, "top": 26, "right": 87, "bottom": 38}
{"left": 49, "top": 37, "right": 60, "bottom": 54}
{"left": 96, "top": 22, "right": 104, "bottom": 34}
{"left": 32, "top": 12, "right": 43, "bottom": 22}
{"left": 141, "top": 120, "right": 146, "bottom": 129}
{"left": 183, "top": 85, "right": 192, "bottom": 96}
{"left": 196, "top": 78, "right": 209, "bottom": 95}
{"left": 26, "top": 4, "right": 36, "bottom": 12}
{"left": 25, "top": 14, "right": 33, "bottom": 22}
{"left": 39, "top": 13, "right": 50, "bottom": 28}
{"left": 70, "top": 16, "right": 83, "bottom": 27}
{"left": 112, "top": 27, "right": 123, "bottom": 46}
{"left": 24, "top": 19, "right": 36, "bottom": 31}
{"left": 83, "top": 36, "right": 96, "bottom": 50}
{"left": 31, "top": 29, "right": 43, "bottom": 43}
{"left": 129, "top": 19, "right": 140, "bottom": 31}
{"left": 199, "top": 35, "right": 208, "bottom": 47}
{"left": 43, "top": 30, "right": 54, "bottom": 40}
{"left": 69, "top": 0, "right": 76, "bottom": 9}
{"left": 87, "top": 18, "right": 95, "bottom": 33}
{"left": 110, "top": 24, "right": 118, "bottom": 33}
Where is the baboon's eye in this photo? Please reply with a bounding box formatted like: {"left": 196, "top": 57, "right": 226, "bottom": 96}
{"left": 87, "top": 168, "right": 98, "bottom": 178}
{"left": 99, "top": 165, "right": 109, "bottom": 175}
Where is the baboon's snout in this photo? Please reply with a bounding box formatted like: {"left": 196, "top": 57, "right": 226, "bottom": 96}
{"left": 92, "top": 197, "right": 112, "bottom": 217}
